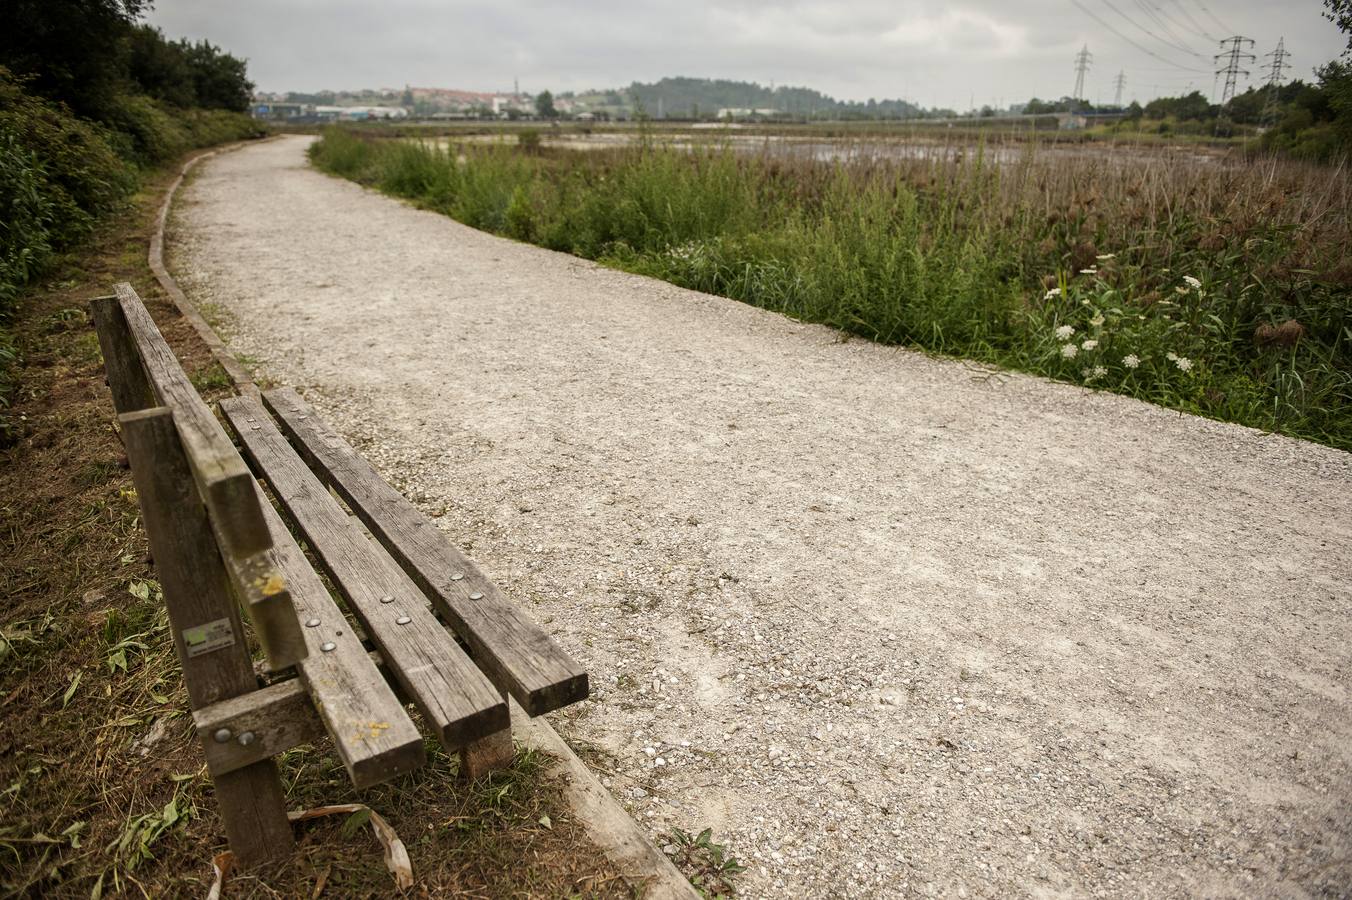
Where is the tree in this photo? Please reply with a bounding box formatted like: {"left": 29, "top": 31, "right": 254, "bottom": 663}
{"left": 127, "top": 25, "right": 195, "bottom": 107}
{"left": 180, "top": 40, "right": 253, "bottom": 112}
{"left": 0, "top": 0, "right": 148, "bottom": 118}
{"left": 1143, "top": 90, "right": 1213, "bottom": 121}
{"left": 1326, "top": 0, "right": 1352, "bottom": 52}
{"left": 535, "top": 90, "right": 557, "bottom": 118}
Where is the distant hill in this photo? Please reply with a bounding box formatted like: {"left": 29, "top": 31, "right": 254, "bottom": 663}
{"left": 273, "top": 77, "right": 953, "bottom": 121}
{"left": 571, "top": 76, "right": 939, "bottom": 120}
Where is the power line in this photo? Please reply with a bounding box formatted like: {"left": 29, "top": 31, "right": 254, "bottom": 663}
{"left": 1121, "top": 0, "right": 1209, "bottom": 59}
{"left": 1160, "top": 0, "right": 1218, "bottom": 43}
{"left": 1192, "top": 0, "right": 1232, "bottom": 36}
{"left": 1073, "top": 44, "right": 1093, "bottom": 100}
{"left": 1069, "top": 0, "right": 1210, "bottom": 72}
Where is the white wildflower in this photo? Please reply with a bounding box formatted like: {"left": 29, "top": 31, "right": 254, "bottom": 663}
{"left": 1081, "top": 339, "right": 1099, "bottom": 351}
{"left": 1061, "top": 343, "right": 1078, "bottom": 359}
{"left": 1174, "top": 356, "right": 1193, "bottom": 372}
{"left": 1054, "top": 324, "right": 1075, "bottom": 340}
{"left": 1090, "top": 313, "right": 1105, "bottom": 327}
{"left": 1080, "top": 267, "right": 1098, "bottom": 275}
{"left": 1093, "top": 365, "right": 1107, "bottom": 378}
{"left": 1096, "top": 253, "right": 1116, "bottom": 260}
{"left": 1183, "top": 275, "right": 1202, "bottom": 289}
{"left": 1123, "top": 354, "right": 1140, "bottom": 369}
{"left": 1175, "top": 285, "right": 1190, "bottom": 295}
{"left": 1166, "top": 351, "right": 1178, "bottom": 361}
{"left": 1044, "top": 287, "right": 1062, "bottom": 300}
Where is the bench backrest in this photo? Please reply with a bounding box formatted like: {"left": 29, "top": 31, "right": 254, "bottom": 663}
{"left": 90, "top": 283, "right": 306, "bottom": 670}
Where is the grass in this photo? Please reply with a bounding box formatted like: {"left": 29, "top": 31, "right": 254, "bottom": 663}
{"left": 0, "top": 153, "right": 635, "bottom": 898}
{"left": 309, "top": 126, "right": 1352, "bottom": 450}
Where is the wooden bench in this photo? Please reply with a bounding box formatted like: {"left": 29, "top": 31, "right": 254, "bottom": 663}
{"left": 90, "top": 283, "right": 588, "bottom": 866}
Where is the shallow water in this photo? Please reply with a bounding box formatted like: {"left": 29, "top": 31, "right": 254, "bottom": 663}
{"left": 432, "top": 130, "right": 1227, "bottom": 168}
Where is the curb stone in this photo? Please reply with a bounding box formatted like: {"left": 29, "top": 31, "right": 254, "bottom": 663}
{"left": 155, "top": 135, "right": 701, "bottom": 900}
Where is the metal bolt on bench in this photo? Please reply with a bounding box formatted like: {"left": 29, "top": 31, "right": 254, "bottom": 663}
{"left": 91, "top": 283, "right": 589, "bottom": 866}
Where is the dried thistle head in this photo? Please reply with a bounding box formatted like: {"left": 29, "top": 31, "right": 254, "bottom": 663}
{"left": 1198, "top": 232, "right": 1227, "bottom": 252}
{"left": 1069, "top": 240, "right": 1099, "bottom": 272}
{"left": 1254, "top": 320, "right": 1305, "bottom": 349}
{"left": 1327, "top": 260, "right": 1352, "bottom": 286}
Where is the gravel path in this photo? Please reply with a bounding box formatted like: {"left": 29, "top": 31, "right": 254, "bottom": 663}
{"left": 172, "top": 136, "right": 1352, "bottom": 898}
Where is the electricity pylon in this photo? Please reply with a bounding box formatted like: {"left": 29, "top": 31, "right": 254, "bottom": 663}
{"left": 1215, "top": 35, "right": 1255, "bottom": 106}
{"left": 1112, "top": 70, "right": 1126, "bottom": 107}
{"left": 1261, "top": 38, "right": 1290, "bottom": 126}
{"left": 1072, "top": 45, "right": 1093, "bottom": 101}
{"left": 1213, "top": 35, "right": 1255, "bottom": 136}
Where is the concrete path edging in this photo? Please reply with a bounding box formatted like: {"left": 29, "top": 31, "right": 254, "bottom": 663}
{"left": 150, "top": 140, "right": 262, "bottom": 398}
{"left": 153, "top": 135, "right": 699, "bottom": 900}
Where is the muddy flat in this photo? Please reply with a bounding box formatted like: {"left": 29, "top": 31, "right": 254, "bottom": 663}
{"left": 172, "top": 135, "right": 1351, "bottom": 898}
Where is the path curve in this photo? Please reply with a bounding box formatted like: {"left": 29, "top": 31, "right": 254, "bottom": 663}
{"left": 172, "top": 135, "right": 1352, "bottom": 898}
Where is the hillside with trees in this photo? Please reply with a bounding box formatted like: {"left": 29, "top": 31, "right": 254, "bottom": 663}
{"left": 617, "top": 77, "right": 927, "bottom": 119}
{"left": 1, "top": 0, "right": 261, "bottom": 431}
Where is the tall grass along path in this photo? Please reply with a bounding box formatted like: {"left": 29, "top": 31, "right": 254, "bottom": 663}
{"left": 310, "top": 127, "right": 1352, "bottom": 450}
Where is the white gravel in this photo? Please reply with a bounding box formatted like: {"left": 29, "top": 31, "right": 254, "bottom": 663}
{"left": 172, "top": 135, "right": 1352, "bottom": 898}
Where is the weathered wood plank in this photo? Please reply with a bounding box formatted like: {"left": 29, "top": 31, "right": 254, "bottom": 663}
{"left": 118, "top": 406, "right": 292, "bottom": 865}
{"left": 221, "top": 396, "right": 508, "bottom": 750}
{"left": 250, "top": 478, "right": 426, "bottom": 787}
{"left": 89, "top": 296, "right": 154, "bottom": 414}
{"left": 459, "top": 705, "right": 516, "bottom": 781}
{"left": 222, "top": 546, "right": 306, "bottom": 672}
{"left": 110, "top": 283, "right": 306, "bottom": 670}
{"left": 262, "top": 387, "right": 589, "bottom": 716}
{"left": 193, "top": 678, "right": 323, "bottom": 776}
{"left": 114, "top": 283, "right": 268, "bottom": 555}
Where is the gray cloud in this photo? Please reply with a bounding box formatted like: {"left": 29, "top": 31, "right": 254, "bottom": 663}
{"left": 148, "top": 0, "right": 1346, "bottom": 107}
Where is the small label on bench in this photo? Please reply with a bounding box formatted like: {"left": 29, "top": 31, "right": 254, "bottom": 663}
{"left": 183, "top": 618, "right": 236, "bottom": 657}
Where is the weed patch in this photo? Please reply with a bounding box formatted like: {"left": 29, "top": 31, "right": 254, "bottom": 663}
{"left": 0, "top": 152, "right": 630, "bottom": 898}
{"left": 310, "top": 128, "right": 1352, "bottom": 448}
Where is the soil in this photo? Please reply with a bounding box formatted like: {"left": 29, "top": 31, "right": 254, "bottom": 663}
{"left": 0, "top": 146, "right": 630, "bottom": 899}
{"left": 172, "top": 134, "right": 1352, "bottom": 899}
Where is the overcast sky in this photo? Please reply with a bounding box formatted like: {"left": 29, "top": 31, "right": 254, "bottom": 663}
{"left": 148, "top": 0, "right": 1345, "bottom": 109}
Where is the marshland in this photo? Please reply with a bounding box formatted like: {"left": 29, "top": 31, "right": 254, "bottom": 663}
{"left": 311, "top": 127, "right": 1352, "bottom": 448}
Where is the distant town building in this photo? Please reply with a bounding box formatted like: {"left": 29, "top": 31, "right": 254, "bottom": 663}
{"left": 716, "top": 107, "right": 782, "bottom": 120}
{"left": 250, "top": 102, "right": 407, "bottom": 121}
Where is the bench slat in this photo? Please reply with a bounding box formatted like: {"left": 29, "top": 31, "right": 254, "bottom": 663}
{"left": 251, "top": 480, "right": 426, "bottom": 787}
{"left": 113, "top": 283, "right": 267, "bottom": 555}
{"left": 94, "top": 285, "right": 306, "bottom": 670}
{"left": 193, "top": 678, "right": 325, "bottom": 777}
{"left": 221, "top": 396, "right": 508, "bottom": 750}
{"left": 262, "top": 387, "right": 589, "bottom": 716}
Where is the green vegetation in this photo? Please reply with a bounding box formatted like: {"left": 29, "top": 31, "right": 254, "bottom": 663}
{"left": 0, "top": 1, "right": 262, "bottom": 433}
{"left": 619, "top": 76, "right": 927, "bottom": 120}
{"left": 0, "top": 162, "right": 628, "bottom": 900}
{"left": 311, "top": 128, "right": 1351, "bottom": 448}
{"left": 665, "top": 827, "right": 746, "bottom": 897}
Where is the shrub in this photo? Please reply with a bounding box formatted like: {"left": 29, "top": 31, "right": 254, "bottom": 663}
{"left": 0, "top": 130, "right": 55, "bottom": 310}
{"left": 0, "top": 68, "right": 133, "bottom": 250}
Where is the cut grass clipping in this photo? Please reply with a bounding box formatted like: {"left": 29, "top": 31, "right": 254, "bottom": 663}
{"left": 0, "top": 165, "right": 630, "bottom": 898}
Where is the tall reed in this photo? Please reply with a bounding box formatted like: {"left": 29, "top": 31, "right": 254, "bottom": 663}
{"left": 309, "top": 128, "right": 1352, "bottom": 449}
